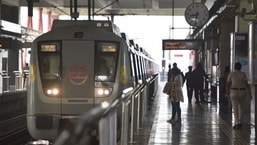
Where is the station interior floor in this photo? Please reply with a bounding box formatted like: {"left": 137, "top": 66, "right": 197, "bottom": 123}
{"left": 133, "top": 81, "right": 256, "bottom": 145}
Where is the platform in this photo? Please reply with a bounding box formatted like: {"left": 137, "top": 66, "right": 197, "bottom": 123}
{"left": 134, "top": 82, "right": 256, "bottom": 145}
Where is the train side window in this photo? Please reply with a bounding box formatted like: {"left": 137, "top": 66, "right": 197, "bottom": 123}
{"left": 146, "top": 59, "right": 151, "bottom": 77}
{"left": 132, "top": 53, "right": 139, "bottom": 83}
{"left": 129, "top": 51, "right": 136, "bottom": 86}
{"left": 140, "top": 57, "right": 144, "bottom": 80}
{"left": 129, "top": 52, "right": 135, "bottom": 77}
{"left": 141, "top": 57, "right": 146, "bottom": 80}
{"left": 147, "top": 60, "right": 153, "bottom": 76}
{"left": 95, "top": 42, "right": 119, "bottom": 82}
{"left": 136, "top": 55, "right": 142, "bottom": 80}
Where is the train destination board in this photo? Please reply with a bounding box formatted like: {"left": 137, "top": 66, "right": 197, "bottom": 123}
{"left": 162, "top": 39, "right": 204, "bottom": 50}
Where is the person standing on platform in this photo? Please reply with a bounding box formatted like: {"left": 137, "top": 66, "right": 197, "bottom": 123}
{"left": 167, "top": 64, "right": 172, "bottom": 83}
{"left": 192, "top": 63, "right": 208, "bottom": 103}
{"left": 171, "top": 63, "right": 179, "bottom": 72}
{"left": 23, "top": 63, "right": 29, "bottom": 89}
{"left": 167, "top": 68, "right": 184, "bottom": 123}
{"left": 185, "top": 66, "right": 193, "bottom": 104}
{"left": 226, "top": 62, "right": 252, "bottom": 129}
{"left": 171, "top": 63, "right": 185, "bottom": 85}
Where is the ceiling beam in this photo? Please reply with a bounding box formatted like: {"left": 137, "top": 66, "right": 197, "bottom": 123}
{"left": 2, "top": 0, "right": 20, "bottom": 6}
{"left": 95, "top": 0, "right": 112, "bottom": 9}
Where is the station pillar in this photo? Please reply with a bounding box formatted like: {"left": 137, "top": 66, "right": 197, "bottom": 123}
{"left": 216, "top": 17, "right": 235, "bottom": 105}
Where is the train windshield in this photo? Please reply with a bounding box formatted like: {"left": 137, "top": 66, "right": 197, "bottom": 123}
{"left": 38, "top": 42, "right": 61, "bottom": 97}
{"left": 95, "top": 42, "right": 118, "bottom": 82}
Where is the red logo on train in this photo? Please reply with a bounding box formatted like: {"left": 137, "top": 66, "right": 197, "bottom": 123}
{"left": 68, "top": 66, "right": 88, "bottom": 85}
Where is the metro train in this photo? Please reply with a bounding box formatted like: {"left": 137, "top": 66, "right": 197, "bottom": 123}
{"left": 26, "top": 20, "right": 159, "bottom": 141}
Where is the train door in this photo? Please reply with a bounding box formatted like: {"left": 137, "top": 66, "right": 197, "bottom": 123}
{"left": 61, "top": 40, "right": 95, "bottom": 115}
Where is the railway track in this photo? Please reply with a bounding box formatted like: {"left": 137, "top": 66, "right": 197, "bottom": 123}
{"left": 0, "top": 114, "right": 32, "bottom": 145}
{"left": 0, "top": 126, "right": 32, "bottom": 145}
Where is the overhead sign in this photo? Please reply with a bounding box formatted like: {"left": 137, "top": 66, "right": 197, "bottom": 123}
{"left": 1, "top": 20, "right": 21, "bottom": 34}
{"left": 162, "top": 39, "right": 204, "bottom": 50}
{"left": 174, "top": 54, "right": 183, "bottom": 57}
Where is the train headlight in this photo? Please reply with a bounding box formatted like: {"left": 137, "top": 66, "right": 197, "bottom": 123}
{"left": 46, "top": 87, "right": 60, "bottom": 97}
{"left": 95, "top": 88, "right": 112, "bottom": 97}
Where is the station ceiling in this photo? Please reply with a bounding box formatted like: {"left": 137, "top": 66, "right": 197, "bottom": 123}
{"left": 2, "top": 0, "right": 216, "bottom": 16}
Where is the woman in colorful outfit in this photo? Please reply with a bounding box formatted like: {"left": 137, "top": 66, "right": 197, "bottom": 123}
{"left": 167, "top": 69, "right": 184, "bottom": 123}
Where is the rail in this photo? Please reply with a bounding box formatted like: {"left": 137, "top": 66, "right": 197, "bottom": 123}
{"left": 54, "top": 87, "right": 133, "bottom": 145}
{"left": 0, "top": 71, "right": 10, "bottom": 93}
{"left": 0, "top": 70, "right": 27, "bottom": 94}
{"left": 0, "top": 114, "right": 27, "bottom": 140}
{"left": 54, "top": 74, "right": 159, "bottom": 145}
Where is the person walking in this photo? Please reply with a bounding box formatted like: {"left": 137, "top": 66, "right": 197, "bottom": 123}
{"left": 192, "top": 63, "right": 208, "bottom": 103}
{"left": 226, "top": 62, "right": 252, "bottom": 129}
{"left": 167, "top": 68, "right": 184, "bottom": 123}
{"left": 167, "top": 64, "right": 172, "bottom": 82}
{"left": 185, "top": 66, "right": 193, "bottom": 104}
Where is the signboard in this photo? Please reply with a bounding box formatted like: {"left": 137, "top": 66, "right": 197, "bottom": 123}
{"left": 1, "top": 20, "right": 21, "bottom": 34}
{"left": 230, "top": 32, "right": 248, "bottom": 78}
{"left": 162, "top": 39, "right": 204, "bottom": 50}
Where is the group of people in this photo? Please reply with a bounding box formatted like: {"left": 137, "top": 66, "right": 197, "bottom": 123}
{"left": 166, "top": 62, "right": 208, "bottom": 123}
{"left": 166, "top": 61, "right": 252, "bottom": 130}
{"left": 184, "top": 63, "right": 208, "bottom": 104}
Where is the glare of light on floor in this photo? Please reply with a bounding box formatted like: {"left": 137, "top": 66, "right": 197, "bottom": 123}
{"left": 29, "top": 139, "right": 50, "bottom": 145}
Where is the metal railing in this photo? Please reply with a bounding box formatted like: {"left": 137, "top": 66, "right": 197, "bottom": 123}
{"left": 54, "top": 74, "right": 159, "bottom": 145}
{"left": 54, "top": 87, "right": 134, "bottom": 145}
{"left": 13, "top": 71, "right": 23, "bottom": 91}
{"left": 0, "top": 71, "right": 10, "bottom": 93}
{"left": 0, "top": 115, "right": 27, "bottom": 140}
{"left": 0, "top": 71, "right": 27, "bottom": 94}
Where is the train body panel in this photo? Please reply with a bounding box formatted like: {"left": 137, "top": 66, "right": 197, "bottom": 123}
{"left": 27, "top": 20, "right": 158, "bottom": 140}
{"left": 61, "top": 40, "right": 95, "bottom": 114}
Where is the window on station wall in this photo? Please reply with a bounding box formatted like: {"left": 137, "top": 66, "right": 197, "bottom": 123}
{"left": 2, "top": 58, "right": 7, "bottom": 71}
{"left": 2, "top": 4, "right": 19, "bottom": 23}
{"left": 0, "top": 38, "right": 12, "bottom": 49}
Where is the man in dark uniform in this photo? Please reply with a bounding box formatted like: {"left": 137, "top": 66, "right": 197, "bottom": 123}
{"left": 167, "top": 64, "right": 172, "bottom": 82}
{"left": 185, "top": 66, "right": 193, "bottom": 104}
{"left": 192, "top": 63, "right": 208, "bottom": 103}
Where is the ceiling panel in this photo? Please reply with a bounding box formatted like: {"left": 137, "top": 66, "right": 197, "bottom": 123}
{"left": 2, "top": 0, "right": 214, "bottom": 16}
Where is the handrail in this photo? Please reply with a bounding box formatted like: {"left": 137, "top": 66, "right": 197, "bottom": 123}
{"left": 53, "top": 87, "right": 134, "bottom": 145}
{"left": 53, "top": 74, "right": 158, "bottom": 145}
{"left": 54, "top": 102, "right": 110, "bottom": 145}
{"left": 103, "top": 87, "right": 133, "bottom": 116}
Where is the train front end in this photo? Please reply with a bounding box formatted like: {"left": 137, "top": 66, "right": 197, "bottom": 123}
{"left": 27, "top": 21, "right": 129, "bottom": 140}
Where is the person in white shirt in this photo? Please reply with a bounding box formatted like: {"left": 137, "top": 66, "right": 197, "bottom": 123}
{"left": 226, "top": 62, "right": 252, "bottom": 129}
